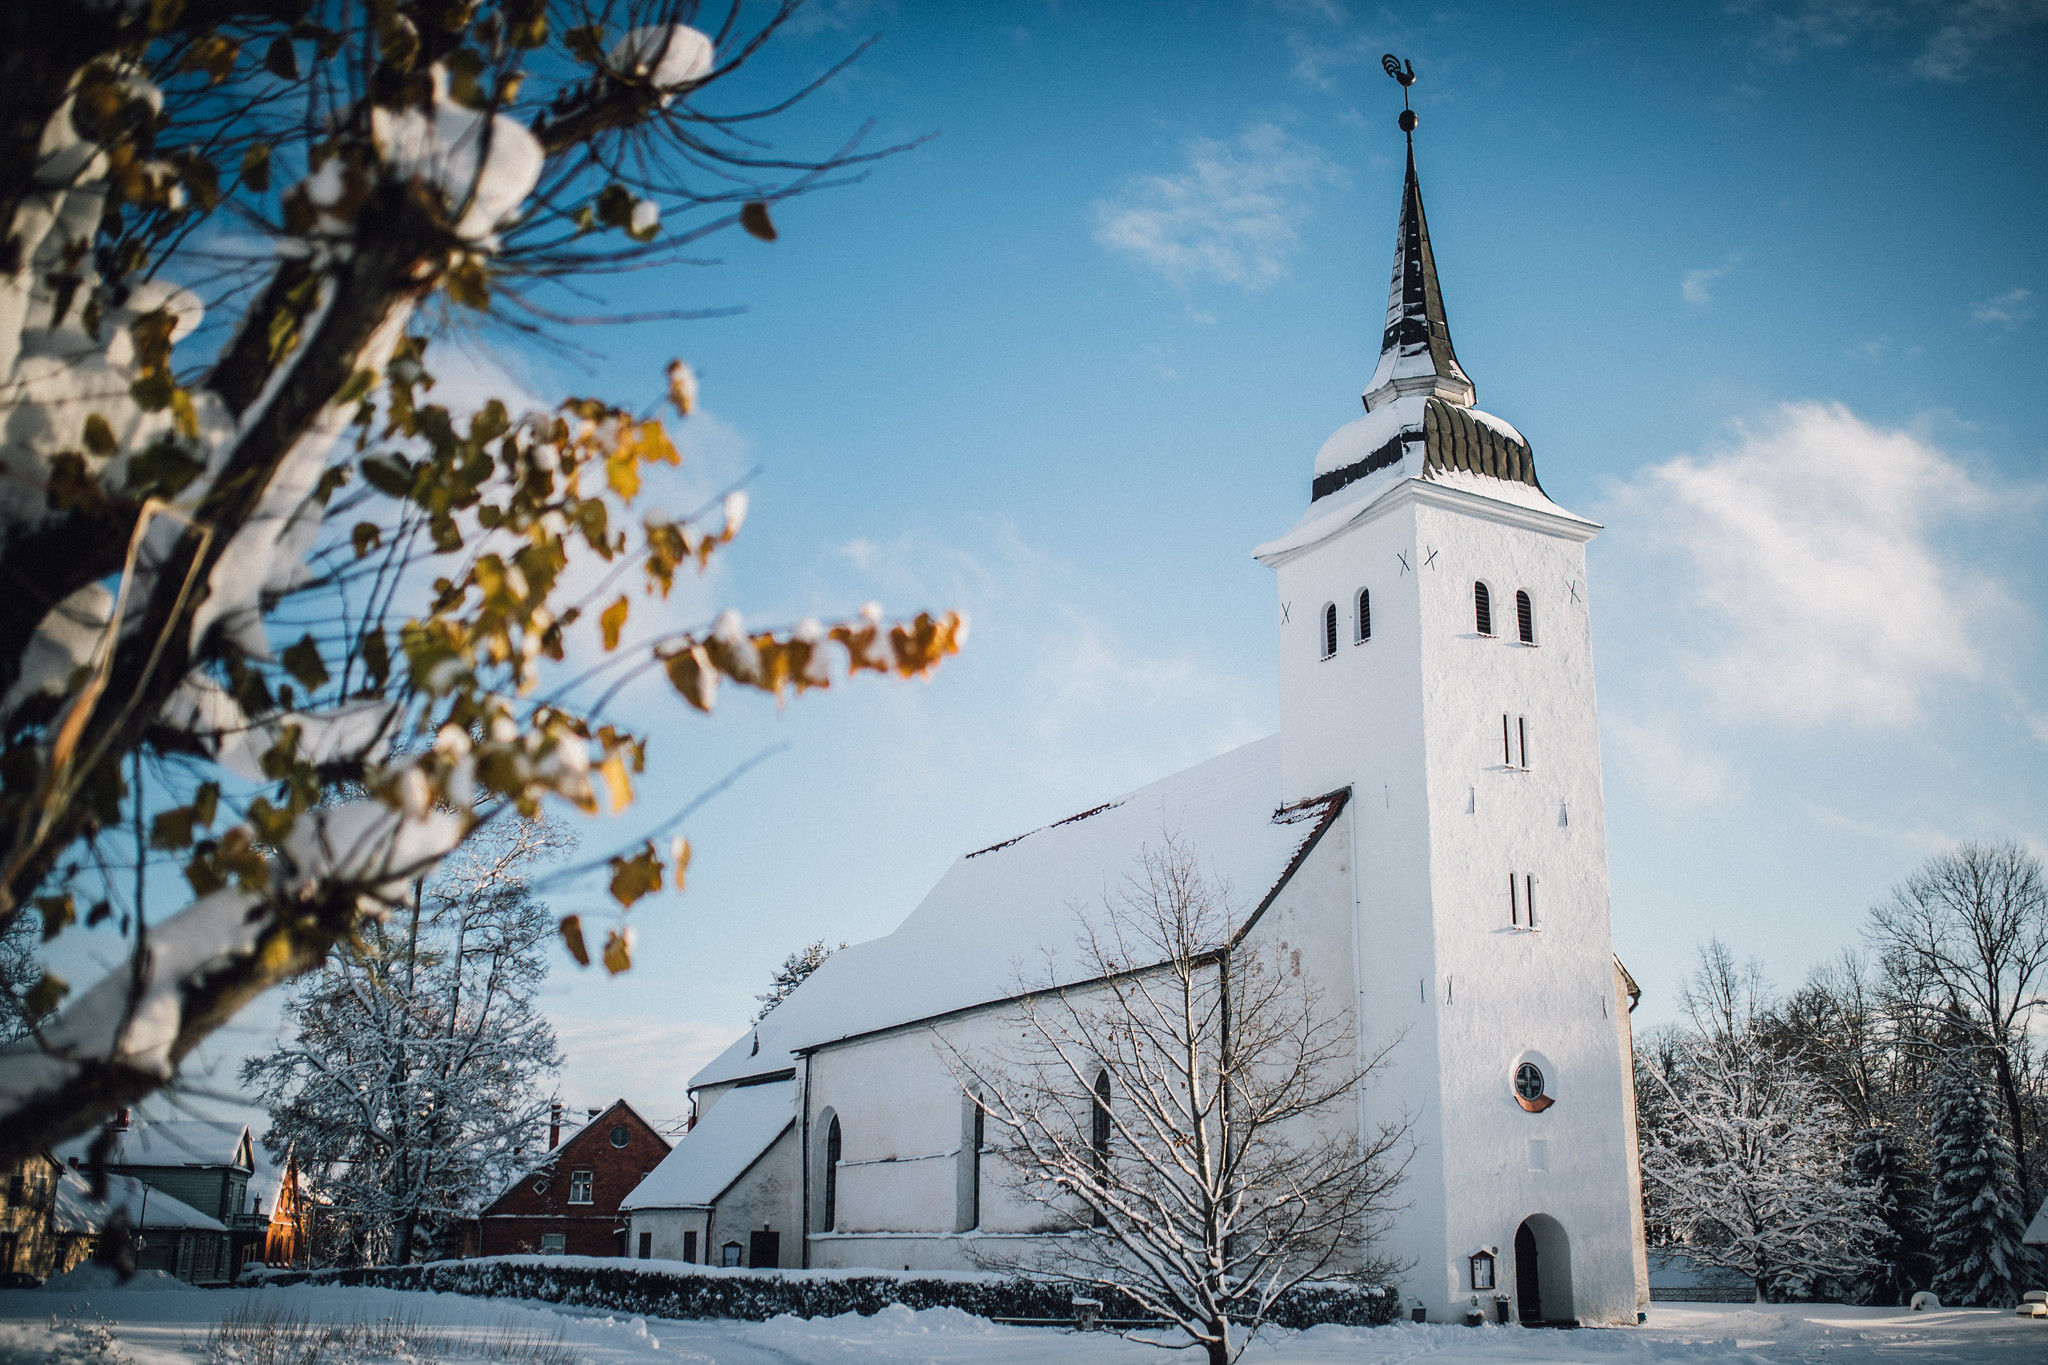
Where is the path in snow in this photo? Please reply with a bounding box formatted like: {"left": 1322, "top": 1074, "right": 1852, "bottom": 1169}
{"left": 0, "top": 1285, "right": 2039, "bottom": 1365}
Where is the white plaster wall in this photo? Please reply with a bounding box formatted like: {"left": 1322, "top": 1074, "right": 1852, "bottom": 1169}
{"left": 627, "top": 1207, "right": 707, "bottom": 1263}
{"left": 799, "top": 823, "right": 1363, "bottom": 1275}
{"left": 1267, "top": 480, "right": 1639, "bottom": 1325}
{"left": 706, "top": 1122, "right": 802, "bottom": 1267}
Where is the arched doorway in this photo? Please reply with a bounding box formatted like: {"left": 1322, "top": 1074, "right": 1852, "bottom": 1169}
{"left": 1513, "top": 1214, "right": 1574, "bottom": 1325}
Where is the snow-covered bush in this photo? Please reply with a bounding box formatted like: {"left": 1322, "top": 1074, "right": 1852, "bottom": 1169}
{"left": 241, "top": 1256, "right": 1401, "bottom": 1329}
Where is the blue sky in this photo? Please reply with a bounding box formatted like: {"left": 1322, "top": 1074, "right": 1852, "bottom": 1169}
{"left": 176, "top": 1, "right": 2048, "bottom": 1129}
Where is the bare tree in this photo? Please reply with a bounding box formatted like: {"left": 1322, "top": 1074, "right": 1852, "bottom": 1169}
{"left": 1637, "top": 942, "right": 1884, "bottom": 1303}
{"left": 0, "top": 1, "right": 963, "bottom": 1163}
{"left": 1867, "top": 841, "right": 2048, "bottom": 1210}
{"left": 949, "top": 834, "right": 1410, "bottom": 1365}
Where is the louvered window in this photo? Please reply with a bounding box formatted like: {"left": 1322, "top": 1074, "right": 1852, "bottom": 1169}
{"left": 1474, "top": 582, "right": 1493, "bottom": 636}
{"left": 1320, "top": 603, "right": 1337, "bottom": 659}
{"left": 1355, "top": 588, "right": 1372, "bottom": 643}
{"left": 1516, "top": 590, "right": 1535, "bottom": 644}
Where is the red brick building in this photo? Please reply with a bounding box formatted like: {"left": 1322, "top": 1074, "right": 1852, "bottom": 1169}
{"left": 478, "top": 1100, "right": 669, "bottom": 1258}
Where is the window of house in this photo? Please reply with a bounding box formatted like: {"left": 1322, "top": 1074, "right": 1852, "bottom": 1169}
{"left": 1516, "top": 590, "right": 1535, "bottom": 644}
{"left": 1320, "top": 602, "right": 1337, "bottom": 659}
{"left": 721, "top": 1241, "right": 743, "bottom": 1268}
{"left": 540, "top": 1233, "right": 566, "bottom": 1255}
{"left": 683, "top": 1230, "right": 698, "bottom": 1263}
{"left": 638, "top": 1231, "right": 652, "bottom": 1259}
{"left": 1355, "top": 588, "right": 1372, "bottom": 643}
{"left": 610, "top": 1125, "right": 631, "bottom": 1148}
{"left": 1515, "top": 1063, "right": 1545, "bottom": 1103}
{"left": 1474, "top": 582, "right": 1493, "bottom": 636}
{"left": 823, "top": 1116, "right": 842, "bottom": 1232}
{"left": 568, "top": 1170, "right": 594, "bottom": 1204}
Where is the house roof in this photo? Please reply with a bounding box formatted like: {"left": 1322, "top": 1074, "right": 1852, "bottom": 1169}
{"left": 53, "top": 1169, "right": 225, "bottom": 1233}
{"left": 693, "top": 735, "right": 1345, "bottom": 1089}
{"left": 54, "top": 1118, "right": 253, "bottom": 1172}
{"left": 620, "top": 1080, "right": 795, "bottom": 1211}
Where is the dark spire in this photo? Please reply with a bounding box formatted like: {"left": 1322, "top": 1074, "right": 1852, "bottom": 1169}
{"left": 1363, "top": 59, "right": 1474, "bottom": 413}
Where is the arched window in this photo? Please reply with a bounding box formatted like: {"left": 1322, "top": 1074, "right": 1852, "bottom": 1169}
{"left": 823, "top": 1116, "right": 842, "bottom": 1232}
{"left": 1474, "top": 582, "right": 1493, "bottom": 636}
{"left": 1091, "top": 1071, "right": 1112, "bottom": 1173}
{"left": 1355, "top": 588, "right": 1372, "bottom": 643}
{"left": 1320, "top": 602, "right": 1337, "bottom": 659}
{"left": 1516, "top": 590, "right": 1534, "bottom": 644}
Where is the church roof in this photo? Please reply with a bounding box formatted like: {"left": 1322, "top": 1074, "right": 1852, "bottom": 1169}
{"left": 621, "top": 1080, "right": 795, "bottom": 1211}
{"left": 692, "top": 736, "right": 1345, "bottom": 1089}
{"left": 1362, "top": 143, "right": 1473, "bottom": 413}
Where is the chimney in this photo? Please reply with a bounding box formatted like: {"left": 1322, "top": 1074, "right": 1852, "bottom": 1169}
{"left": 114, "top": 1108, "right": 131, "bottom": 1131}
{"left": 548, "top": 1100, "right": 562, "bottom": 1151}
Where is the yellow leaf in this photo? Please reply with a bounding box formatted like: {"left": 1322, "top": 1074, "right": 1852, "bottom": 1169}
{"left": 170, "top": 387, "right": 199, "bottom": 439}
{"left": 600, "top": 595, "right": 629, "bottom": 651}
{"left": 606, "top": 449, "right": 640, "bottom": 500}
{"left": 599, "top": 753, "right": 633, "bottom": 812}
{"left": 559, "top": 915, "right": 590, "bottom": 966}
{"left": 664, "top": 644, "right": 717, "bottom": 712}
{"left": 601, "top": 927, "right": 634, "bottom": 975}
{"left": 670, "top": 836, "right": 690, "bottom": 894}
{"left": 608, "top": 845, "right": 663, "bottom": 907}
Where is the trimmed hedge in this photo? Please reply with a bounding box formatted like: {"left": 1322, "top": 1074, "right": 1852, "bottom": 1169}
{"left": 243, "top": 1255, "right": 1400, "bottom": 1329}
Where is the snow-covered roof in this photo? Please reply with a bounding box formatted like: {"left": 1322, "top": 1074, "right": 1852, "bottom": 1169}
{"left": 54, "top": 1118, "right": 252, "bottom": 1171}
{"left": 621, "top": 1080, "right": 795, "bottom": 1211}
{"left": 2025, "top": 1196, "right": 2048, "bottom": 1246}
{"left": 693, "top": 737, "right": 1343, "bottom": 1089}
{"left": 53, "top": 1170, "right": 225, "bottom": 1233}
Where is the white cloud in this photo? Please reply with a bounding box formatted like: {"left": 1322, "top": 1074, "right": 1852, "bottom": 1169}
{"left": 1970, "top": 286, "right": 2035, "bottom": 328}
{"left": 1733, "top": 0, "right": 2048, "bottom": 80}
{"left": 1682, "top": 261, "right": 1737, "bottom": 307}
{"left": 548, "top": 1013, "right": 743, "bottom": 1124}
{"left": 1911, "top": 0, "right": 2048, "bottom": 79}
{"left": 1092, "top": 123, "right": 1341, "bottom": 291}
{"left": 1604, "top": 401, "right": 2008, "bottom": 729}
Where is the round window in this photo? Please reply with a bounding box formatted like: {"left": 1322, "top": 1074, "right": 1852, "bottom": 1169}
{"left": 1514, "top": 1063, "right": 1545, "bottom": 1102}
{"left": 610, "top": 1125, "right": 631, "bottom": 1148}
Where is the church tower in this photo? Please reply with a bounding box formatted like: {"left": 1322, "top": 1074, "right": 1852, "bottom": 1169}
{"left": 1253, "top": 69, "right": 1648, "bottom": 1325}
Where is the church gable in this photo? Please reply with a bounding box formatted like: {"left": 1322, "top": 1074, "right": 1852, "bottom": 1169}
{"left": 694, "top": 736, "right": 1346, "bottom": 1089}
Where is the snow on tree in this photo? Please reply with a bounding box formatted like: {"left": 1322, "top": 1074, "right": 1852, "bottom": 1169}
{"left": 1926, "top": 1050, "right": 2030, "bottom": 1308}
{"left": 1848, "top": 1124, "right": 1936, "bottom": 1307}
{"left": 1637, "top": 942, "right": 1883, "bottom": 1303}
{"left": 1867, "top": 842, "right": 2048, "bottom": 1218}
{"left": 242, "top": 818, "right": 569, "bottom": 1266}
{"left": 0, "top": 905, "right": 42, "bottom": 1044}
{"left": 949, "top": 833, "right": 1411, "bottom": 1365}
{"left": 754, "top": 938, "right": 842, "bottom": 1022}
{"left": 0, "top": 1, "right": 962, "bottom": 1165}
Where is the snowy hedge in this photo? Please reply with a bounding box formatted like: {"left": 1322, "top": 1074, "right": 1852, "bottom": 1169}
{"left": 243, "top": 1255, "right": 1401, "bottom": 1328}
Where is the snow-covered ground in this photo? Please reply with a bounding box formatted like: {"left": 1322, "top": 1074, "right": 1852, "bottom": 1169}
{"left": 0, "top": 1280, "right": 2039, "bottom": 1365}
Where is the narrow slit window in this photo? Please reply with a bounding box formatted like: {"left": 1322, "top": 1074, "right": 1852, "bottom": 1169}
{"left": 1321, "top": 602, "right": 1338, "bottom": 659}
{"left": 1518, "top": 716, "right": 1529, "bottom": 769}
{"left": 1516, "top": 590, "right": 1534, "bottom": 644}
{"left": 1474, "top": 582, "right": 1493, "bottom": 636}
{"left": 1510, "top": 872, "right": 1521, "bottom": 927}
{"left": 823, "top": 1116, "right": 842, "bottom": 1232}
{"left": 1526, "top": 875, "right": 1538, "bottom": 929}
{"left": 1502, "top": 714, "right": 1512, "bottom": 767}
{"left": 1355, "top": 588, "right": 1372, "bottom": 643}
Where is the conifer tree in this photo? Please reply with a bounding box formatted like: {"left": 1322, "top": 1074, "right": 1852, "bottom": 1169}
{"left": 753, "top": 938, "right": 842, "bottom": 1022}
{"left": 1847, "top": 1124, "right": 1934, "bottom": 1305}
{"left": 1926, "top": 1053, "right": 2029, "bottom": 1308}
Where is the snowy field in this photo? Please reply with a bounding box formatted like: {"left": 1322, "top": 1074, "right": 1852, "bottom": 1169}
{"left": 0, "top": 1279, "right": 2040, "bottom": 1365}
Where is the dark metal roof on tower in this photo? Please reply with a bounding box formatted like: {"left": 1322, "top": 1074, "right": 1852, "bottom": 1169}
{"left": 1363, "top": 58, "right": 1475, "bottom": 413}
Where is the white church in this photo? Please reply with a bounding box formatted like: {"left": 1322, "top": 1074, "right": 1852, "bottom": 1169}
{"left": 624, "top": 118, "right": 1652, "bottom": 1327}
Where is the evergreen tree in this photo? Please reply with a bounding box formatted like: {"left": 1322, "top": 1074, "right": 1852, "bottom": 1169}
{"left": 1927, "top": 1053, "right": 2029, "bottom": 1308}
{"left": 1847, "top": 1125, "right": 1935, "bottom": 1305}
{"left": 243, "top": 820, "right": 566, "bottom": 1265}
{"left": 754, "top": 940, "right": 844, "bottom": 1022}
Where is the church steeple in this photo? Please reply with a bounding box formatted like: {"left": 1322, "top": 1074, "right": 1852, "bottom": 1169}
{"left": 1362, "top": 64, "right": 1474, "bottom": 413}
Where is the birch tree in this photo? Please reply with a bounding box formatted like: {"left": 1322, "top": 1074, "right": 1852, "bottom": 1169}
{"left": 242, "top": 817, "right": 567, "bottom": 1266}
{"left": 0, "top": 0, "right": 961, "bottom": 1164}
{"left": 950, "top": 835, "right": 1410, "bottom": 1365}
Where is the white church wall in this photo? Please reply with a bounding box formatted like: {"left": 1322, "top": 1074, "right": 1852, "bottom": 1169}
{"left": 1265, "top": 482, "right": 1639, "bottom": 1325}
{"left": 707, "top": 1122, "right": 802, "bottom": 1268}
{"left": 627, "top": 1206, "right": 707, "bottom": 1263}
{"left": 798, "top": 816, "right": 1364, "bottom": 1275}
